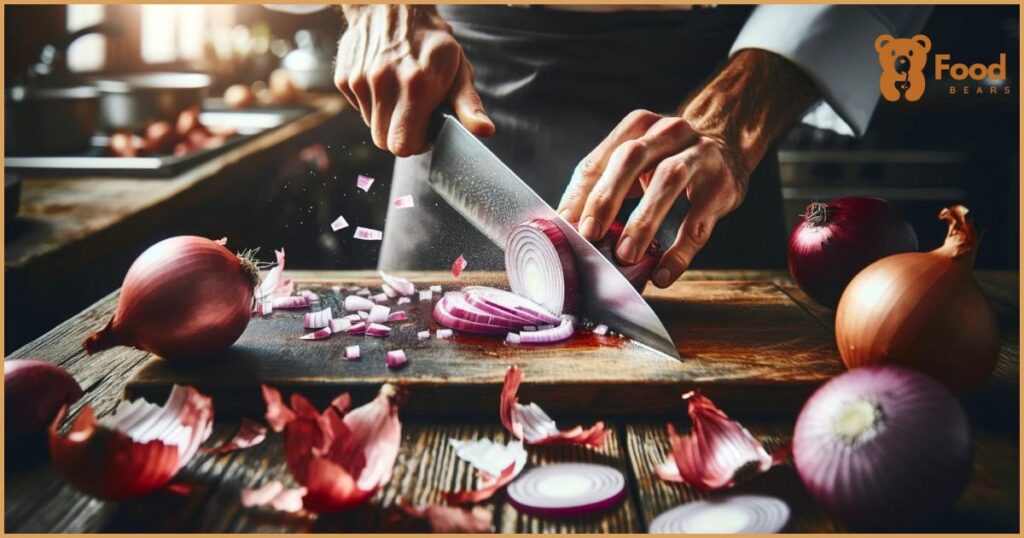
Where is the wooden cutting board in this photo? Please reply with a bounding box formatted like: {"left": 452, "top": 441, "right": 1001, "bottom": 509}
{"left": 126, "top": 271, "right": 843, "bottom": 418}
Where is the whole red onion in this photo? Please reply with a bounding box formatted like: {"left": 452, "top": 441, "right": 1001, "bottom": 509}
{"left": 793, "top": 366, "right": 972, "bottom": 530}
{"left": 84, "top": 236, "right": 258, "bottom": 359}
{"left": 5, "top": 359, "right": 83, "bottom": 441}
{"left": 787, "top": 197, "right": 918, "bottom": 308}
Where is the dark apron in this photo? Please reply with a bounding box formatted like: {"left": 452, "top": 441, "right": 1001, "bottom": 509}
{"left": 379, "top": 5, "right": 786, "bottom": 271}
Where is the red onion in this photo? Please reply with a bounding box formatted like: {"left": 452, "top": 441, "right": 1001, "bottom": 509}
{"left": 595, "top": 220, "right": 661, "bottom": 291}
{"left": 506, "top": 219, "right": 578, "bottom": 315}
{"left": 793, "top": 366, "right": 972, "bottom": 529}
{"left": 787, "top": 197, "right": 918, "bottom": 308}
{"left": 507, "top": 463, "right": 626, "bottom": 517}
{"left": 836, "top": 205, "right": 999, "bottom": 393}
{"left": 84, "top": 236, "right": 258, "bottom": 359}
{"left": 649, "top": 495, "right": 790, "bottom": 534}
{"left": 5, "top": 360, "right": 83, "bottom": 442}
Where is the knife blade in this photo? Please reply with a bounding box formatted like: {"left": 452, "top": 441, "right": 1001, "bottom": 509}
{"left": 427, "top": 115, "right": 680, "bottom": 360}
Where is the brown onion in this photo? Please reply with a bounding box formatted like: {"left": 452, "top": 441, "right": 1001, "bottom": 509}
{"left": 5, "top": 360, "right": 83, "bottom": 443}
{"left": 836, "top": 205, "right": 999, "bottom": 393}
{"left": 84, "top": 236, "right": 259, "bottom": 359}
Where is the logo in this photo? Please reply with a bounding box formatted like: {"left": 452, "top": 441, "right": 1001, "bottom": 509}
{"left": 876, "top": 33, "right": 1011, "bottom": 101}
{"left": 875, "top": 34, "right": 931, "bottom": 102}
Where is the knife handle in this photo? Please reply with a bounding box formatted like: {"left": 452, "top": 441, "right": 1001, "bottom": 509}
{"left": 427, "top": 104, "right": 457, "bottom": 144}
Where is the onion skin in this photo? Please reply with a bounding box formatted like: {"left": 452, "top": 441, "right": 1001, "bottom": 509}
{"left": 596, "top": 221, "right": 661, "bottom": 291}
{"left": 787, "top": 197, "right": 918, "bottom": 309}
{"left": 836, "top": 205, "right": 999, "bottom": 393}
{"left": 84, "top": 236, "right": 258, "bottom": 359}
{"left": 5, "top": 360, "right": 83, "bottom": 443}
{"left": 793, "top": 366, "right": 972, "bottom": 529}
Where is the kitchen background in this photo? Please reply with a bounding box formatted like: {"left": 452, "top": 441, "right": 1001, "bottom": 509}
{"left": 4, "top": 4, "right": 1019, "bottom": 352}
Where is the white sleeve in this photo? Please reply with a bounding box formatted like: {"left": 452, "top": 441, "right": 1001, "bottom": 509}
{"left": 730, "top": 5, "right": 932, "bottom": 136}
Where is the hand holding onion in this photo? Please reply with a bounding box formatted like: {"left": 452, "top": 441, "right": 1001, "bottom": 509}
{"left": 84, "top": 236, "right": 260, "bottom": 359}
{"left": 836, "top": 205, "right": 999, "bottom": 393}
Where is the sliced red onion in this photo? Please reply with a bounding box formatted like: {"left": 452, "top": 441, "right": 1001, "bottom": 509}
{"left": 451, "top": 254, "right": 467, "bottom": 278}
{"left": 505, "top": 332, "right": 521, "bottom": 345}
{"left": 538, "top": 324, "right": 554, "bottom": 331}
{"left": 380, "top": 271, "right": 416, "bottom": 296}
{"left": 507, "top": 463, "right": 625, "bottom": 517}
{"left": 392, "top": 194, "right": 414, "bottom": 208}
{"left": 418, "top": 289, "right": 433, "bottom": 302}
{"left": 417, "top": 330, "right": 430, "bottom": 340}
{"left": 343, "top": 345, "right": 361, "bottom": 360}
{"left": 382, "top": 283, "right": 399, "bottom": 298}
{"left": 366, "top": 323, "right": 392, "bottom": 337}
{"left": 301, "top": 327, "right": 333, "bottom": 340}
{"left": 345, "top": 295, "right": 374, "bottom": 312}
{"left": 386, "top": 350, "right": 407, "bottom": 369}
{"left": 462, "top": 286, "right": 560, "bottom": 326}
{"left": 356, "top": 174, "right": 374, "bottom": 192}
{"left": 433, "top": 298, "right": 511, "bottom": 335}
{"left": 330, "top": 214, "right": 349, "bottom": 232}
{"left": 348, "top": 322, "right": 366, "bottom": 335}
{"left": 517, "top": 316, "right": 574, "bottom": 344}
{"left": 439, "top": 293, "right": 528, "bottom": 327}
{"left": 367, "top": 305, "right": 391, "bottom": 324}
{"left": 329, "top": 318, "right": 351, "bottom": 333}
{"left": 388, "top": 311, "right": 408, "bottom": 322}
{"left": 356, "top": 288, "right": 371, "bottom": 297}
{"left": 592, "top": 324, "right": 609, "bottom": 336}
{"left": 397, "top": 297, "right": 411, "bottom": 305}
{"left": 303, "top": 308, "right": 332, "bottom": 329}
{"left": 354, "top": 226, "right": 383, "bottom": 241}
{"left": 436, "top": 329, "right": 453, "bottom": 339}
{"left": 649, "top": 495, "right": 790, "bottom": 534}
{"left": 371, "top": 292, "right": 388, "bottom": 303}
{"left": 272, "top": 296, "right": 309, "bottom": 309}
{"left": 505, "top": 218, "right": 578, "bottom": 315}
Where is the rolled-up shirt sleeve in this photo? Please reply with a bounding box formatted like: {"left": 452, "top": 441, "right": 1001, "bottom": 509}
{"left": 730, "top": 5, "right": 932, "bottom": 136}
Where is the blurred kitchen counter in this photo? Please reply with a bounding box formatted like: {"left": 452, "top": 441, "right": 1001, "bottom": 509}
{"left": 4, "top": 95, "right": 348, "bottom": 352}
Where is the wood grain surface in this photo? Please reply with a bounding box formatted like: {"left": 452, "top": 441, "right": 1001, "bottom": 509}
{"left": 5, "top": 271, "right": 1018, "bottom": 533}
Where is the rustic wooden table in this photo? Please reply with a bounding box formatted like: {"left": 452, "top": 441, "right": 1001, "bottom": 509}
{"left": 5, "top": 270, "right": 1018, "bottom": 533}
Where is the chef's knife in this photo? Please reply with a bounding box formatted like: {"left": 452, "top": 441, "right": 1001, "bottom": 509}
{"left": 427, "top": 114, "right": 680, "bottom": 360}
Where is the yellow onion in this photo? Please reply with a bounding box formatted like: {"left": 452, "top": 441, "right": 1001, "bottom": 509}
{"left": 836, "top": 205, "right": 999, "bottom": 393}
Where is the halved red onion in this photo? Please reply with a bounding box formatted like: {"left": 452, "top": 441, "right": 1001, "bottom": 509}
{"left": 461, "top": 286, "right": 560, "bottom": 326}
{"left": 500, "top": 365, "right": 607, "bottom": 447}
{"left": 366, "top": 323, "right": 392, "bottom": 337}
{"left": 505, "top": 219, "right": 578, "bottom": 315}
{"left": 49, "top": 385, "right": 213, "bottom": 500}
{"left": 204, "top": 417, "right": 268, "bottom": 455}
{"left": 451, "top": 254, "right": 467, "bottom": 278}
{"left": 443, "top": 438, "right": 527, "bottom": 503}
{"left": 656, "top": 390, "right": 784, "bottom": 489}
{"left": 386, "top": 350, "right": 407, "bottom": 369}
{"left": 367, "top": 305, "right": 391, "bottom": 324}
{"left": 649, "top": 495, "right": 790, "bottom": 534}
{"left": 380, "top": 270, "right": 416, "bottom": 296}
{"left": 517, "top": 316, "right": 575, "bottom": 344}
{"left": 507, "top": 463, "right": 625, "bottom": 517}
{"left": 344, "top": 295, "right": 374, "bottom": 312}
{"left": 301, "top": 327, "right": 333, "bottom": 340}
{"left": 343, "top": 345, "right": 361, "bottom": 360}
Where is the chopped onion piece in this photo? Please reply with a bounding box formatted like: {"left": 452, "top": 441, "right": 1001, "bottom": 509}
{"left": 649, "top": 495, "right": 790, "bottom": 534}
{"left": 343, "top": 313, "right": 361, "bottom": 322}
{"left": 358, "top": 311, "right": 369, "bottom": 320}
{"left": 303, "top": 308, "right": 333, "bottom": 329}
{"left": 505, "top": 332, "right": 521, "bottom": 345}
{"left": 255, "top": 300, "right": 273, "bottom": 316}
{"left": 344, "top": 295, "right": 374, "bottom": 312}
{"left": 356, "top": 174, "right": 374, "bottom": 192}
{"left": 348, "top": 322, "right": 367, "bottom": 335}
{"left": 329, "top": 318, "right": 352, "bottom": 333}
{"left": 392, "top": 194, "right": 415, "bottom": 208}
{"left": 593, "top": 324, "right": 609, "bottom": 336}
{"left": 430, "top": 285, "right": 442, "bottom": 293}
{"left": 330, "top": 214, "right": 349, "bottom": 232}
{"left": 272, "top": 296, "right": 309, "bottom": 309}
{"left": 507, "top": 463, "right": 625, "bottom": 517}
{"left": 386, "top": 350, "right": 407, "bottom": 369}
{"left": 387, "top": 311, "right": 408, "bottom": 322}
{"left": 451, "top": 254, "right": 467, "bottom": 278}
{"left": 518, "top": 316, "right": 574, "bottom": 344}
{"left": 419, "top": 290, "right": 433, "bottom": 302}
{"left": 344, "top": 345, "right": 361, "bottom": 360}
{"left": 367, "top": 305, "right": 391, "bottom": 324}
{"left": 381, "top": 283, "right": 399, "bottom": 298}
{"left": 380, "top": 271, "right": 416, "bottom": 296}
{"left": 301, "top": 327, "right": 333, "bottom": 340}
{"left": 356, "top": 287, "right": 371, "bottom": 297}
{"left": 371, "top": 293, "right": 388, "bottom": 303}
{"left": 436, "top": 329, "right": 453, "bottom": 339}
{"left": 354, "top": 226, "right": 383, "bottom": 241}
{"left": 397, "top": 297, "right": 411, "bottom": 305}
{"left": 417, "top": 330, "right": 430, "bottom": 340}
{"left": 366, "top": 323, "right": 392, "bottom": 337}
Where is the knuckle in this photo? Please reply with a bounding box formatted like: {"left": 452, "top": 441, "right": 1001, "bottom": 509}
{"left": 579, "top": 157, "right": 602, "bottom": 179}
{"left": 627, "top": 109, "right": 657, "bottom": 124}
{"left": 685, "top": 218, "right": 713, "bottom": 246}
{"left": 366, "top": 66, "right": 393, "bottom": 87}
{"left": 617, "top": 140, "right": 647, "bottom": 166}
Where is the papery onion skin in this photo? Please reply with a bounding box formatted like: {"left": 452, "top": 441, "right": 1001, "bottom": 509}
{"left": 793, "top": 366, "right": 972, "bottom": 529}
{"left": 5, "top": 360, "right": 83, "bottom": 443}
{"left": 836, "top": 205, "right": 999, "bottom": 393}
{"left": 788, "top": 197, "right": 918, "bottom": 309}
{"left": 84, "top": 236, "right": 258, "bottom": 359}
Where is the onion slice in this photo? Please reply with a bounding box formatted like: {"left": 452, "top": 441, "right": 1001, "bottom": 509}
{"left": 649, "top": 495, "right": 790, "bottom": 534}
{"left": 203, "top": 417, "right": 267, "bottom": 455}
{"left": 655, "top": 390, "right": 784, "bottom": 489}
{"left": 433, "top": 298, "right": 510, "bottom": 335}
{"left": 49, "top": 385, "right": 214, "bottom": 500}
{"left": 507, "top": 463, "right": 625, "bottom": 517}
{"left": 500, "top": 365, "right": 607, "bottom": 447}
{"left": 505, "top": 219, "right": 578, "bottom": 315}
{"left": 462, "top": 286, "right": 560, "bottom": 326}
{"left": 517, "top": 316, "right": 575, "bottom": 344}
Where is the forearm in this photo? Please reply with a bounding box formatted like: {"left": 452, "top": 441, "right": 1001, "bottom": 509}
{"left": 680, "top": 49, "right": 819, "bottom": 177}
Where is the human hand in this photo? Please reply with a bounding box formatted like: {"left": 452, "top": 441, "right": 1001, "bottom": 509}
{"left": 335, "top": 5, "right": 494, "bottom": 156}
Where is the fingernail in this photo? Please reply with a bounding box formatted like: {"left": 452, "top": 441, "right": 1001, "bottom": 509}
{"left": 579, "top": 216, "right": 599, "bottom": 240}
{"left": 654, "top": 268, "right": 673, "bottom": 287}
{"left": 475, "top": 109, "right": 491, "bottom": 123}
{"left": 616, "top": 236, "right": 638, "bottom": 264}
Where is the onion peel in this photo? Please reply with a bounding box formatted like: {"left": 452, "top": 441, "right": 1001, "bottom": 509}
{"left": 500, "top": 365, "right": 607, "bottom": 448}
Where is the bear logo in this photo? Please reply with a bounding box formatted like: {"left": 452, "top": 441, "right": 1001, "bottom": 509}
{"left": 876, "top": 34, "right": 931, "bottom": 102}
